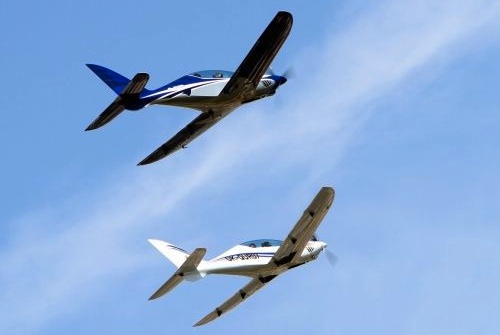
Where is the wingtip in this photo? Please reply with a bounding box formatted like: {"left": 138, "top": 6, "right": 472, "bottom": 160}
{"left": 193, "top": 310, "right": 219, "bottom": 327}
{"left": 322, "top": 186, "right": 335, "bottom": 194}
{"left": 277, "top": 11, "right": 293, "bottom": 18}
{"left": 320, "top": 186, "right": 335, "bottom": 205}
{"left": 137, "top": 155, "right": 157, "bottom": 166}
{"left": 148, "top": 289, "right": 164, "bottom": 301}
{"left": 193, "top": 319, "right": 208, "bottom": 327}
{"left": 276, "top": 11, "right": 293, "bottom": 24}
{"left": 137, "top": 149, "right": 166, "bottom": 166}
{"left": 137, "top": 153, "right": 158, "bottom": 165}
{"left": 137, "top": 159, "right": 152, "bottom": 166}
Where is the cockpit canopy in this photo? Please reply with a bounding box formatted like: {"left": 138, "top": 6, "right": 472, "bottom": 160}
{"left": 241, "top": 235, "right": 320, "bottom": 248}
{"left": 241, "top": 239, "right": 282, "bottom": 248}
{"left": 190, "top": 70, "right": 234, "bottom": 79}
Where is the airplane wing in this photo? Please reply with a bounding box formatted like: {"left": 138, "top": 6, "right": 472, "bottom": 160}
{"left": 137, "top": 109, "right": 229, "bottom": 165}
{"left": 272, "top": 187, "right": 335, "bottom": 266}
{"left": 220, "top": 11, "right": 293, "bottom": 98}
{"left": 138, "top": 12, "right": 292, "bottom": 165}
{"left": 194, "top": 274, "right": 277, "bottom": 327}
{"left": 193, "top": 187, "right": 333, "bottom": 327}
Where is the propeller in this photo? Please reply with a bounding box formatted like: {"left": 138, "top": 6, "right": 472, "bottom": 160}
{"left": 325, "top": 250, "right": 339, "bottom": 268}
{"left": 281, "top": 66, "right": 295, "bottom": 80}
{"left": 268, "top": 66, "right": 295, "bottom": 82}
{"left": 312, "top": 234, "right": 338, "bottom": 269}
{"left": 267, "top": 66, "right": 294, "bottom": 106}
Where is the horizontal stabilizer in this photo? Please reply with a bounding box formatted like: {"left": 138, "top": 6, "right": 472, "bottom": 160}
{"left": 122, "top": 72, "right": 149, "bottom": 95}
{"left": 85, "top": 97, "right": 125, "bottom": 131}
{"left": 149, "top": 247, "right": 206, "bottom": 300}
{"left": 85, "top": 71, "right": 150, "bottom": 131}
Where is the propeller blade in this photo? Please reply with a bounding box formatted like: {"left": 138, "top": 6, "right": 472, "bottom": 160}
{"left": 325, "top": 250, "right": 338, "bottom": 268}
{"left": 267, "top": 66, "right": 294, "bottom": 80}
{"left": 282, "top": 66, "right": 295, "bottom": 79}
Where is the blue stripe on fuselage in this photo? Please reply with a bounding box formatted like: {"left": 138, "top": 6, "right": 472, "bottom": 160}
{"left": 137, "top": 75, "right": 223, "bottom": 104}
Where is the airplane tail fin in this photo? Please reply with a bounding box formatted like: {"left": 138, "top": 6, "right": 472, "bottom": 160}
{"left": 86, "top": 64, "right": 132, "bottom": 95}
{"left": 148, "top": 239, "right": 195, "bottom": 269}
{"left": 148, "top": 239, "right": 207, "bottom": 300}
{"left": 85, "top": 64, "right": 150, "bottom": 130}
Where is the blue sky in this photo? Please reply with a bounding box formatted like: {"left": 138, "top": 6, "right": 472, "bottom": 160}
{"left": 1, "top": 0, "right": 500, "bottom": 334}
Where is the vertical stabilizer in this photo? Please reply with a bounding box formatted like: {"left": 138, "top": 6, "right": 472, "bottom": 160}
{"left": 86, "top": 64, "right": 131, "bottom": 95}
{"left": 148, "top": 239, "right": 192, "bottom": 269}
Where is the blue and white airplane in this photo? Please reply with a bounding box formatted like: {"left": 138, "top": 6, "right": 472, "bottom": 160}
{"left": 148, "top": 187, "right": 334, "bottom": 326}
{"left": 85, "top": 11, "right": 292, "bottom": 165}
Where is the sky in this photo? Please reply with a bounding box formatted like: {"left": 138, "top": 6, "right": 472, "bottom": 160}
{"left": 1, "top": 0, "right": 500, "bottom": 334}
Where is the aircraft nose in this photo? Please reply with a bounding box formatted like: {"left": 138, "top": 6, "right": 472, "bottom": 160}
{"left": 279, "top": 76, "right": 287, "bottom": 85}
{"left": 319, "top": 241, "right": 328, "bottom": 250}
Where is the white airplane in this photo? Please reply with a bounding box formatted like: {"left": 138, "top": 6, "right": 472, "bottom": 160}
{"left": 148, "top": 186, "right": 335, "bottom": 326}
{"left": 85, "top": 11, "right": 293, "bottom": 165}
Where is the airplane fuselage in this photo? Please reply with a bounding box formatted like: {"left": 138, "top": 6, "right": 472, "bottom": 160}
{"left": 184, "top": 239, "right": 327, "bottom": 280}
{"left": 137, "top": 70, "right": 286, "bottom": 113}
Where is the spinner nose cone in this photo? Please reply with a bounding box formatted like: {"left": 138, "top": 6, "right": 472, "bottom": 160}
{"left": 318, "top": 241, "right": 328, "bottom": 251}
{"left": 269, "top": 75, "right": 287, "bottom": 87}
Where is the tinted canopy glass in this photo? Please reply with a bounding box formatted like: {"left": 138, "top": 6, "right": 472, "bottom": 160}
{"left": 190, "top": 70, "right": 234, "bottom": 78}
{"left": 240, "top": 239, "right": 282, "bottom": 248}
